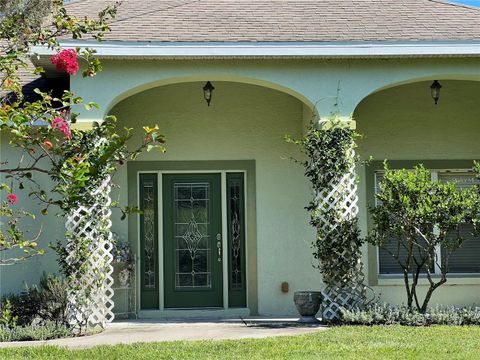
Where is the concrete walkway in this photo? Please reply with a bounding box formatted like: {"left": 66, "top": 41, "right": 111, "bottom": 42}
{"left": 0, "top": 318, "right": 328, "bottom": 349}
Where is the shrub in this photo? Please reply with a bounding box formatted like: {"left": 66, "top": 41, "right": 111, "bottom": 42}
{"left": 340, "top": 303, "right": 480, "bottom": 326}
{"left": 0, "top": 300, "right": 18, "bottom": 328}
{"left": 1, "top": 274, "right": 68, "bottom": 326}
{"left": 35, "top": 274, "right": 68, "bottom": 325}
{"left": 3, "top": 291, "right": 39, "bottom": 326}
{"left": 0, "top": 322, "right": 72, "bottom": 342}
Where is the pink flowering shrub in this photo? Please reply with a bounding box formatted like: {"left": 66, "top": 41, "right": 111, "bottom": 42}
{"left": 7, "top": 193, "right": 18, "bottom": 205}
{"left": 51, "top": 117, "right": 71, "bottom": 139}
{"left": 51, "top": 49, "right": 79, "bottom": 75}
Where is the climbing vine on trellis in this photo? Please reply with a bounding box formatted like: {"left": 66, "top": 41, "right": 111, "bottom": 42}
{"left": 51, "top": 119, "right": 164, "bottom": 332}
{"left": 288, "top": 116, "right": 366, "bottom": 320}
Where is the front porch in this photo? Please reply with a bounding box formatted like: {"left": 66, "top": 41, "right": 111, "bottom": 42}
{"left": 104, "top": 76, "right": 480, "bottom": 319}
{"left": 108, "top": 81, "right": 315, "bottom": 318}
{"left": 2, "top": 59, "right": 479, "bottom": 321}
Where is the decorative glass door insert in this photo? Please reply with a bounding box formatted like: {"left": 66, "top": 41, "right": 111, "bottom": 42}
{"left": 139, "top": 174, "right": 159, "bottom": 309}
{"left": 174, "top": 182, "right": 212, "bottom": 289}
{"left": 163, "top": 174, "right": 223, "bottom": 308}
{"left": 227, "top": 173, "right": 246, "bottom": 307}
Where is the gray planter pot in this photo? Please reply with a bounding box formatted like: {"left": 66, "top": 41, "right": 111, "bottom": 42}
{"left": 293, "top": 291, "right": 323, "bottom": 323}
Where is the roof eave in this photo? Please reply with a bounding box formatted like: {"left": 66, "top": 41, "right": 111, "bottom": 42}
{"left": 31, "top": 40, "right": 480, "bottom": 59}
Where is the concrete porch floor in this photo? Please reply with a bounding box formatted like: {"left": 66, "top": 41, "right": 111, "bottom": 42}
{"left": 0, "top": 317, "right": 328, "bottom": 349}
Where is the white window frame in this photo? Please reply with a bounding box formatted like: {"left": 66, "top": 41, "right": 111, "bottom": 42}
{"left": 375, "top": 168, "right": 480, "bottom": 277}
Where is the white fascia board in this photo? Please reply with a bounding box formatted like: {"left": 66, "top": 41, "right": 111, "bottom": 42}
{"left": 31, "top": 40, "right": 480, "bottom": 58}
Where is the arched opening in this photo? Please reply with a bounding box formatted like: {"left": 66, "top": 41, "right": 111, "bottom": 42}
{"left": 355, "top": 79, "right": 480, "bottom": 160}
{"left": 105, "top": 75, "right": 317, "bottom": 118}
{"left": 109, "top": 81, "right": 313, "bottom": 161}
{"left": 108, "top": 81, "right": 318, "bottom": 317}
{"left": 361, "top": 74, "right": 480, "bottom": 103}
{"left": 354, "top": 79, "right": 480, "bottom": 307}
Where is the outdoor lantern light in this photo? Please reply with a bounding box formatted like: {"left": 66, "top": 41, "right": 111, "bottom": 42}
{"left": 203, "top": 81, "right": 215, "bottom": 106}
{"left": 430, "top": 80, "right": 442, "bottom": 105}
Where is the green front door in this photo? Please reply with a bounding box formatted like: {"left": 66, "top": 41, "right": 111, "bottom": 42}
{"left": 163, "top": 174, "right": 223, "bottom": 308}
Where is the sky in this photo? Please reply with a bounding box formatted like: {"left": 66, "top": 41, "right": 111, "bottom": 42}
{"left": 451, "top": 0, "right": 480, "bottom": 6}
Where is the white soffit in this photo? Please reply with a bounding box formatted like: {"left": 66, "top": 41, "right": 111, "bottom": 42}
{"left": 31, "top": 40, "right": 480, "bottom": 58}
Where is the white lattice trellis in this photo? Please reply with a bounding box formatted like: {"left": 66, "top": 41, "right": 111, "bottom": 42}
{"left": 64, "top": 175, "right": 115, "bottom": 330}
{"left": 316, "top": 149, "right": 366, "bottom": 321}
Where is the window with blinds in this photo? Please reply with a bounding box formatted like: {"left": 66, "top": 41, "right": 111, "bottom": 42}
{"left": 438, "top": 172, "right": 480, "bottom": 274}
{"left": 375, "top": 170, "right": 480, "bottom": 276}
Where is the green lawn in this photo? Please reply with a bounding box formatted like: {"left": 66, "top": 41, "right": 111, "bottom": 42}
{"left": 1, "top": 326, "right": 479, "bottom": 360}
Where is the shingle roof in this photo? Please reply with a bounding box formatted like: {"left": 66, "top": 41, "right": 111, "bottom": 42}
{"left": 64, "top": 0, "right": 480, "bottom": 43}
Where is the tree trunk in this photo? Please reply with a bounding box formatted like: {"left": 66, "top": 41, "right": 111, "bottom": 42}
{"left": 421, "top": 279, "right": 447, "bottom": 313}
{"left": 403, "top": 270, "right": 414, "bottom": 309}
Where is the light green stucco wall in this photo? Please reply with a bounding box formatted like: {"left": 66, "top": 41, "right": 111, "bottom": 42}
{"left": 0, "top": 135, "right": 64, "bottom": 297}
{"left": 109, "top": 81, "right": 317, "bottom": 316}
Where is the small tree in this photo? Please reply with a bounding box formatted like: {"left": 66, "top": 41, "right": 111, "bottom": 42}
{"left": 0, "top": 0, "right": 165, "bottom": 330}
{"left": 367, "top": 163, "right": 480, "bottom": 312}
{"left": 0, "top": 1, "right": 164, "bottom": 262}
{"left": 0, "top": 0, "right": 121, "bottom": 265}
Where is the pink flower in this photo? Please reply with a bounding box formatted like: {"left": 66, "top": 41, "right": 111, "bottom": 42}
{"left": 52, "top": 117, "right": 63, "bottom": 127}
{"left": 7, "top": 194, "right": 18, "bottom": 205}
{"left": 51, "top": 117, "right": 71, "bottom": 139}
{"left": 51, "top": 49, "right": 79, "bottom": 75}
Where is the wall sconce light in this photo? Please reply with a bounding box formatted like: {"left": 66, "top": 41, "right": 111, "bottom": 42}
{"left": 430, "top": 80, "right": 442, "bottom": 105}
{"left": 203, "top": 81, "right": 215, "bottom": 106}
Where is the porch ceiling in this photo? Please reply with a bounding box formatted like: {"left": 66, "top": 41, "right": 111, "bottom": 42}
{"left": 355, "top": 79, "right": 480, "bottom": 160}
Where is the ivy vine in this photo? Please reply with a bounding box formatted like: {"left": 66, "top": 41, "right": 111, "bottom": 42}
{"left": 288, "top": 117, "right": 365, "bottom": 291}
